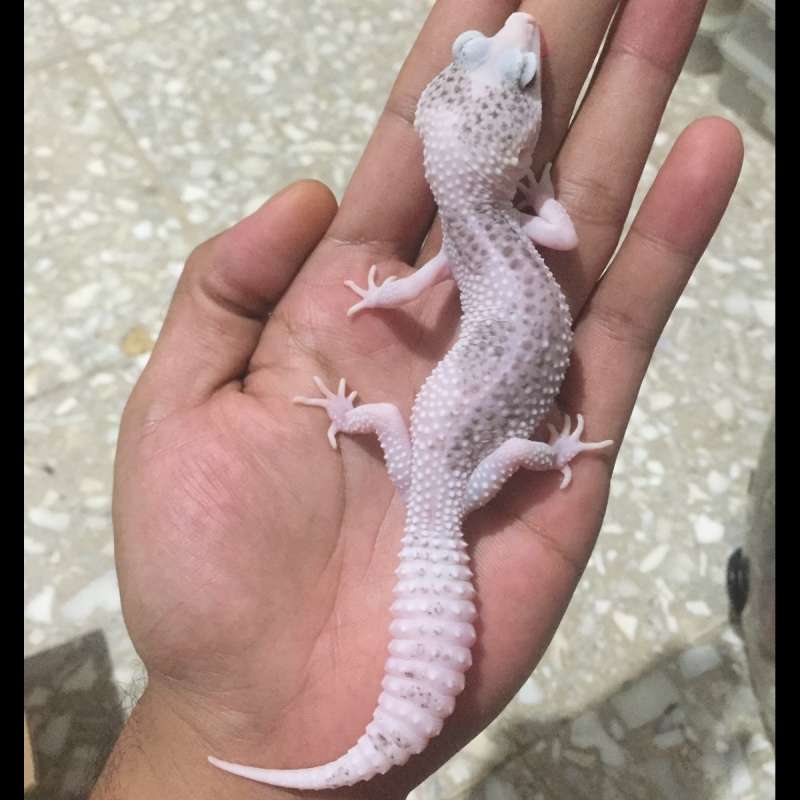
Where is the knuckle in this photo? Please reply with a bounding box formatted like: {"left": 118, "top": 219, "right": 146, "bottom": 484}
{"left": 557, "top": 171, "right": 631, "bottom": 230}
{"left": 383, "top": 89, "right": 419, "bottom": 130}
{"left": 587, "top": 300, "right": 657, "bottom": 353}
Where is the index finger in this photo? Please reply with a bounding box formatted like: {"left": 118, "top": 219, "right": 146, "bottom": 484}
{"left": 326, "top": 1, "right": 517, "bottom": 265}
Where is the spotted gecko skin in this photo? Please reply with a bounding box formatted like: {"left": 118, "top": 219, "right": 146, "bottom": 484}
{"left": 209, "top": 13, "right": 612, "bottom": 790}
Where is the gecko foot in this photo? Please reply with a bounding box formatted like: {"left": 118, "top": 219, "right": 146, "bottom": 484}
{"left": 546, "top": 414, "right": 613, "bottom": 489}
{"left": 293, "top": 376, "right": 358, "bottom": 449}
{"left": 520, "top": 162, "right": 555, "bottom": 211}
{"left": 344, "top": 264, "right": 398, "bottom": 317}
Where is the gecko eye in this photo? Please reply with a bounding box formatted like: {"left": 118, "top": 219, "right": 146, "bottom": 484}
{"left": 498, "top": 49, "right": 538, "bottom": 89}
{"left": 519, "top": 52, "right": 538, "bottom": 88}
{"left": 452, "top": 30, "right": 490, "bottom": 69}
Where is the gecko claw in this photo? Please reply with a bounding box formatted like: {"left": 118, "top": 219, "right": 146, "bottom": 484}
{"left": 292, "top": 396, "right": 328, "bottom": 408}
{"left": 344, "top": 280, "right": 368, "bottom": 299}
{"left": 520, "top": 161, "right": 557, "bottom": 213}
{"left": 582, "top": 439, "right": 615, "bottom": 451}
{"left": 313, "top": 375, "right": 334, "bottom": 398}
{"left": 559, "top": 464, "right": 572, "bottom": 489}
{"left": 327, "top": 423, "right": 340, "bottom": 450}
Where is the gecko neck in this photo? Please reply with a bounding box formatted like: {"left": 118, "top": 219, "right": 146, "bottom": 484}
{"left": 441, "top": 205, "right": 568, "bottom": 314}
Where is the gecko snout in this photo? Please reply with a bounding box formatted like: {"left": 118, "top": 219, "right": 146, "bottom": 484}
{"left": 502, "top": 12, "right": 537, "bottom": 50}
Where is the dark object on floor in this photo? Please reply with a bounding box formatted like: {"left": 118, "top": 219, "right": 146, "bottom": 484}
{"left": 727, "top": 416, "right": 774, "bottom": 745}
{"left": 24, "top": 630, "right": 125, "bottom": 800}
{"left": 726, "top": 546, "right": 749, "bottom": 621}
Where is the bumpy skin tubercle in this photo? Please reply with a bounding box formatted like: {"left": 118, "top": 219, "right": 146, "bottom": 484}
{"left": 209, "top": 12, "right": 611, "bottom": 790}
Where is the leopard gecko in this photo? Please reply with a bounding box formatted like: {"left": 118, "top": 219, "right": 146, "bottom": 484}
{"left": 209, "top": 11, "right": 612, "bottom": 790}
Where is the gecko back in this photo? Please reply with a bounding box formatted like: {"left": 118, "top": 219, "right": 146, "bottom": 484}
{"left": 209, "top": 12, "right": 612, "bottom": 791}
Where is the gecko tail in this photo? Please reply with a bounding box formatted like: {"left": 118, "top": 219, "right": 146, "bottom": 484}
{"left": 209, "top": 532, "right": 475, "bottom": 790}
{"left": 208, "top": 725, "right": 411, "bottom": 790}
{"left": 207, "top": 751, "right": 369, "bottom": 790}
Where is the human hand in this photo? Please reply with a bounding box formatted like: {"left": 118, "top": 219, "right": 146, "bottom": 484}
{"left": 98, "top": 2, "right": 743, "bottom": 799}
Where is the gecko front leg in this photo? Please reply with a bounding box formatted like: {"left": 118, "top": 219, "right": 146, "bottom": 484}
{"left": 463, "top": 414, "right": 612, "bottom": 514}
{"left": 293, "top": 377, "right": 412, "bottom": 501}
{"left": 345, "top": 247, "right": 451, "bottom": 317}
{"left": 518, "top": 163, "right": 578, "bottom": 251}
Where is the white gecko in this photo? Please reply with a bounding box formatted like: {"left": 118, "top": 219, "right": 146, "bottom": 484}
{"left": 209, "top": 12, "right": 612, "bottom": 790}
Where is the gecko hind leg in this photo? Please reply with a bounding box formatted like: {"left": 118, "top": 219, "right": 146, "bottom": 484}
{"left": 293, "top": 377, "right": 412, "bottom": 502}
{"left": 464, "top": 414, "right": 612, "bottom": 514}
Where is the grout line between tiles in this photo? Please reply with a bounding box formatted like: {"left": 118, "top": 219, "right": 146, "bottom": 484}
{"left": 32, "top": 0, "right": 220, "bottom": 244}
{"left": 83, "top": 58, "right": 204, "bottom": 242}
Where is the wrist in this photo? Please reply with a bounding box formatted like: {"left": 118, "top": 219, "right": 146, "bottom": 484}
{"left": 90, "top": 684, "right": 258, "bottom": 800}
{"left": 90, "top": 680, "right": 408, "bottom": 800}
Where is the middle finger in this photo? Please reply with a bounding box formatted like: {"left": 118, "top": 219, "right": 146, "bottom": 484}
{"left": 411, "top": 0, "right": 621, "bottom": 271}
{"left": 547, "top": 0, "right": 708, "bottom": 314}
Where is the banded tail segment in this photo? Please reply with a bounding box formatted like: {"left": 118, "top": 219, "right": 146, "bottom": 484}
{"left": 208, "top": 531, "right": 476, "bottom": 790}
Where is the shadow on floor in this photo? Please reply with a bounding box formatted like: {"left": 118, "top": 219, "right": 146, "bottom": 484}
{"left": 458, "top": 628, "right": 772, "bottom": 800}
{"left": 24, "top": 630, "right": 126, "bottom": 800}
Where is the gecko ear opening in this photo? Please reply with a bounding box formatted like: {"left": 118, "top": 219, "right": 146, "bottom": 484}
{"left": 452, "top": 30, "right": 490, "bottom": 69}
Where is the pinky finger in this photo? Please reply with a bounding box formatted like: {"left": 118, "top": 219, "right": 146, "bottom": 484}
{"left": 566, "top": 116, "right": 744, "bottom": 453}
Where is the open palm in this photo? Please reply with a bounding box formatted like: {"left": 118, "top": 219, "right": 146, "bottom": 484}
{"left": 111, "top": 2, "right": 743, "bottom": 798}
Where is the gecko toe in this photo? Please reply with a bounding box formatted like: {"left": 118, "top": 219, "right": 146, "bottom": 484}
{"left": 344, "top": 280, "right": 368, "bottom": 299}
{"left": 327, "top": 423, "right": 339, "bottom": 449}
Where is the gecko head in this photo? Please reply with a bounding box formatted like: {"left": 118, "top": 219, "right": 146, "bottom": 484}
{"left": 452, "top": 12, "right": 540, "bottom": 97}
{"left": 414, "top": 13, "right": 543, "bottom": 209}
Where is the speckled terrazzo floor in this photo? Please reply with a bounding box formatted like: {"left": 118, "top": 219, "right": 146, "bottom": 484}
{"left": 24, "top": 2, "right": 774, "bottom": 798}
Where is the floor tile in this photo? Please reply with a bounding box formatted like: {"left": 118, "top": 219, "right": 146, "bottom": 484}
{"left": 24, "top": 217, "right": 186, "bottom": 400}
{"left": 87, "top": 0, "right": 434, "bottom": 235}
{"left": 50, "top": 0, "right": 212, "bottom": 50}
{"left": 24, "top": 59, "right": 190, "bottom": 399}
{"left": 25, "top": 0, "right": 75, "bottom": 67}
{"left": 433, "top": 629, "right": 774, "bottom": 800}
{"left": 25, "top": 360, "right": 146, "bottom": 691}
{"left": 24, "top": 58, "right": 186, "bottom": 247}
